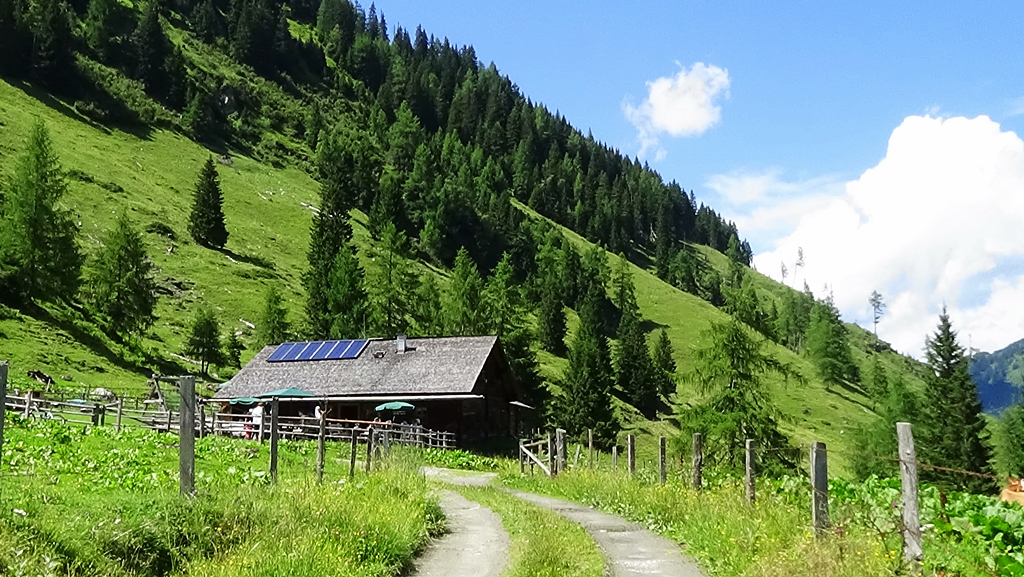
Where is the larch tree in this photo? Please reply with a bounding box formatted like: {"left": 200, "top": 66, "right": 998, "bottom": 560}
{"left": 0, "top": 121, "right": 82, "bottom": 303}
{"left": 327, "top": 242, "right": 367, "bottom": 339}
{"left": 919, "top": 308, "right": 994, "bottom": 492}
{"left": 256, "top": 285, "right": 290, "bottom": 346}
{"left": 86, "top": 212, "right": 158, "bottom": 340}
{"left": 442, "top": 247, "right": 486, "bottom": 336}
{"left": 676, "top": 319, "right": 796, "bottom": 474}
{"left": 188, "top": 157, "right": 229, "bottom": 248}
{"left": 185, "top": 305, "right": 223, "bottom": 375}
{"left": 365, "top": 223, "right": 417, "bottom": 337}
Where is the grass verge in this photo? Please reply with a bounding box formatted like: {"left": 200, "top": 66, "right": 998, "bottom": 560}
{"left": 0, "top": 415, "right": 442, "bottom": 576}
{"left": 502, "top": 469, "right": 901, "bottom": 577}
{"left": 453, "top": 485, "right": 604, "bottom": 577}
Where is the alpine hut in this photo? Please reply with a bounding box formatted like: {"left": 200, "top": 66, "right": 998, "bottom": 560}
{"left": 212, "top": 335, "right": 526, "bottom": 444}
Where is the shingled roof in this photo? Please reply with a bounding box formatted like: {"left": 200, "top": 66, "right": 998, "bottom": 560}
{"left": 212, "top": 336, "right": 501, "bottom": 400}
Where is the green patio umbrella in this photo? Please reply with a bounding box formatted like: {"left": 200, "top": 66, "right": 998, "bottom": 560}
{"left": 375, "top": 401, "right": 415, "bottom": 411}
{"left": 256, "top": 387, "right": 316, "bottom": 398}
{"left": 229, "top": 397, "right": 260, "bottom": 405}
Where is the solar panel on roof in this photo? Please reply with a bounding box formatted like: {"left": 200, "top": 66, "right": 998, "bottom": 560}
{"left": 267, "top": 342, "right": 299, "bottom": 362}
{"left": 341, "top": 339, "right": 368, "bottom": 359}
{"left": 310, "top": 340, "right": 340, "bottom": 360}
{"left": 295, "top": 342, "right": 321, "bottom": 361}
{"left": 266, "top": 339, "right": 368, "bottom": 363}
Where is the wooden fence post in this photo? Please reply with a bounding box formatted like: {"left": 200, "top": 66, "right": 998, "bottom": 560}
{"left": 897, "top": 422, "right": 923, "bottom": 568}
{"left": 547, "top": 431, "right": 554, "bottom": 477}
{"left": 269, "top": 398, "right": 280, "bottom": 484}
{"left": 555, "top": 428, "right": 566, "bottom": 474}
{"left": 745, "top": 439, "right": 756, "bottom": 505}
{"left": 659, "top": 436, "right": 667, "bottom": 484}
{"left": 692, "top": 433, "right": 703, "bottom": 491}
{"left": 316, "top": 403, "right": 327, "bottom": 485}
{"left": 198, "top": 403, "right": 206, "bottom": 438}
{"left": 612, "top": 446, "right": 618, "bottom": 470}
{"left": 0, "top": 362, "right": 7, "bottom": 499}
{"left": 588, "top": 429, "right": 594, "bottom": 469}
{"left": 23, "top": 395, "right": 31, "bottom": 419}
{"left": 627, "top": 434, "right": 636, "bottom": 476}
{"left": 179, "top": 376, "right": 196, "bottom": 496}
{"left": 366, "top": 426, "right": 374, "bottom": 473}
{"left": 115, "top": 398, "right": 123, "bottom": 433}
{"left": 810, "top": 441, "right": 829, "bottom": 535}
{"left": 519, "top": 441, "right": 525, "bottom": 474}
{"left": 573, "top": 445, "right": 581, "bottom": 468}
{"left": 166, "top": 410, "right": 172, "bottom": 433}
{"left": 349, "top": 427, "right": 358, "bottom": 478}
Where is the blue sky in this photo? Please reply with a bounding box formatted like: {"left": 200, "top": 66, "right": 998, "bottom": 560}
{"left": 377, "top": 0, "right": 1024, "bottom": 354}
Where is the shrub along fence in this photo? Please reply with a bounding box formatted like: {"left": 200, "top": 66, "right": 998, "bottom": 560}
{"left": 519, "top": 423, "right": 1004, "bottom": 575}
{"left": 0, "top": 362, "right": 454, "bottom": 495}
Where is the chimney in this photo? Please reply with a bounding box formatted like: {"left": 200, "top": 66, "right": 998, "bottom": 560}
{"left": 396, "top": 334, "right": 407, "bottom": 354}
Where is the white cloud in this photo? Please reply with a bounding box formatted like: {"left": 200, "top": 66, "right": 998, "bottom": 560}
{"left": 705, "top": 169, "right": 844, "bottom": 252}
{"left": 752, "top": 115, "right": 1024, "bottom": 356}
{"left": 623, "top": 62, "right": 730, "bottom": 159}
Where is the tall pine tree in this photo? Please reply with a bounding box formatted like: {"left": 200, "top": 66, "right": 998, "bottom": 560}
{"left": 652, "top": 328, "right": 676, "bottom": 398}
{"left": 919, "top": 308, "right": 994, "bottom": 492}
{"left": 188, "top": 157, "right": 229, "bottom": 248}
{"left": 557, "top": 292, "right": 619, "bottom": 448}
{"left": 612, "top": 255, "right": 658, "bottom": 417}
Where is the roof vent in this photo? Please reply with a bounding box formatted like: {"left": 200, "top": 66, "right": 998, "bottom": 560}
{"left": 397, "top": 334, "right": 407, "bottom": 354}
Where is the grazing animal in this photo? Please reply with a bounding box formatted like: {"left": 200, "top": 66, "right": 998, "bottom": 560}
{"left": 1000, "top": 478, "right": 1024, "bottom": 507}
{"left": 26, "top": 370, "right": 54, "bottom": 386}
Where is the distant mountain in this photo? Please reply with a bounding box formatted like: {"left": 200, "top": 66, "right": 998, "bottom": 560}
{"left": 969, "top": 338, "right": 1024, "bottom": 413}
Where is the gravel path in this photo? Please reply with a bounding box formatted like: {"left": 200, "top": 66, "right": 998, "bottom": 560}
{"left": 507, "top": 489, "right": 705, "bottom": 577}
{"left": 420, "top": 468, "right": 706, "bottom": 577}
{"left": 409, "top": 489, "right": 509, "bottom": 577}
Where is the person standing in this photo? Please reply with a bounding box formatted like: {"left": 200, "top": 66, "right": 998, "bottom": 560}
{"left": 249, "top": 402, "right": 264, "bottom": 439}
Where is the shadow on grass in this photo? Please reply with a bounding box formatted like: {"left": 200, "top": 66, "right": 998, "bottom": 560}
{"left": 824, "top": 385, "right": 873, "bottom": 413}
{"left": 21, "top": 302, "right": 186, "bottom": 380}
{"left": 8, "top": 80, "right": 112, "bottom": 135}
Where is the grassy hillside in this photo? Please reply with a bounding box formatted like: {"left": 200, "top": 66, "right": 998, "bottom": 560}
{"left": 0, "top": 76, "right": 933, "bottom": 473}
{"left": 0, "top": 78, "right": 318, "bottom": 395}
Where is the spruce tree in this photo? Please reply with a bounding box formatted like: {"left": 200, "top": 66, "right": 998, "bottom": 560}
{"left": 0, "top": 0, "right": 32, "bottom": 78}
{"left": 84, "top": 0, "right": 118, "bottom": 61}
{"left": 188, "top": 157, "right": 229, "bottom": 248}
{"left": 536, "top": 238, "right": 566, "bottom": 353}
{"left": 442, "top": 247, "right": 486, "bottom": 336}
{"left": 612, "top": 255, "right": 658, "bottom": 417}
{"left": 86, "top": 213, "right": 158, "bottom": 340}
{"left": 919, "top": 309, "right": 994, "bottom": 492}
{"left": 132, "top": 1, "right": 169, "bottom": 95}
{"left": 29, "top": 0, "right": 75, "bottom": 89}
{"left": 652, "top": 328, "right": 676, "bottom": 397}
{"left": 805, "top": 296, "right": 858, "bottom": 390}
{"left": 304, "top": 130, "right": 374, "bottom": 337}
{"left": 0, "top": 121, "right": 82, "bottom": 303}
{"left": 365, "top": 223, "right": 417, "bottom": 337}
{"left": 256, "top": 285, "right": 290, "bottom": 347}
{"left": 557, "top": 292, "right": 619, "bottom": 448}
{"left": 185, "top": 305, "right": 223, "bottom": 375}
